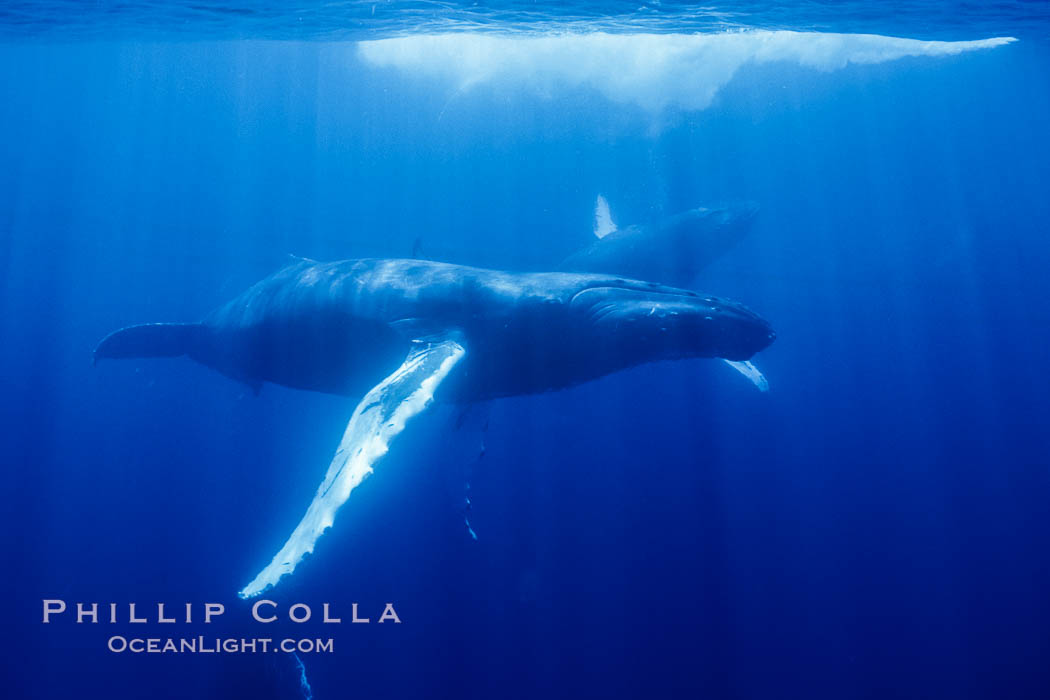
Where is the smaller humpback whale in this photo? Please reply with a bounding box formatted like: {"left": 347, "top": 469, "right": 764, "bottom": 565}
{"left": 560, "top": 197, "right": 767, "bottom": 390}
{"left": 96, "top": 258, "right": 774, "bottom": 598}
{"left": 560, "top": 198, "right": 759, "bottom": 290}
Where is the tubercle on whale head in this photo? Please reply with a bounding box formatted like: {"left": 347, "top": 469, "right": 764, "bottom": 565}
{"left": 569, "top": 285, "right": 775, "bottom": 362}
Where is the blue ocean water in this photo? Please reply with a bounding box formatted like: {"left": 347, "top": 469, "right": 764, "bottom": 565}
{"left": 2, "top": 2, "right": 1050, "bottom": 699}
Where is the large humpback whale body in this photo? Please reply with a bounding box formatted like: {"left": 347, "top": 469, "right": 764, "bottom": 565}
{"left": 95, "top": 257, "right": 775, "bottom": 598}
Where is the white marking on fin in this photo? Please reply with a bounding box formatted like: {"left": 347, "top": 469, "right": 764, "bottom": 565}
{"left": 723, "top": 359, "right": 769, "bottom": 392}
{"left": 594, "top": 195, "right": 616, "bottom": 239}
{"left": 238, "top": 335, "right": 467, "bottom": 599}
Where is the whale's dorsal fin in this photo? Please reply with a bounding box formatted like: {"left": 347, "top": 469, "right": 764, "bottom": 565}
{"left": 239, "top": 333, "right": 467, "bottom": 599}
{"left": 594, "top": 195, "right": 617, "bottom": 239}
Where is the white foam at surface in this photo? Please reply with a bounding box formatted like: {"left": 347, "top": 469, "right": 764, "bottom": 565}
{"left": 358, "top": 31, "right": 1015, "bottom": 113}
{"left": 238, "top": 337, "right": 466, "bottom": 599}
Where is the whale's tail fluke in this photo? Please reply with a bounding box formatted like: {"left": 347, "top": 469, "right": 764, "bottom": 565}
{"left": 93, "top": 323, "right": 203, "bottom": 365}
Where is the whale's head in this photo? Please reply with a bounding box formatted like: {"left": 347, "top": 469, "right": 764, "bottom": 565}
{"left": 671, "top": 200, "right": 760, "bottom": 235}
{"left": 570, "top": 285, "right": 775, "bottom": 363}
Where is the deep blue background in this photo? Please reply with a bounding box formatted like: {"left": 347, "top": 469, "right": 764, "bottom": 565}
{"left": 2, "top": 28, "right": 1050, "bottom": 700}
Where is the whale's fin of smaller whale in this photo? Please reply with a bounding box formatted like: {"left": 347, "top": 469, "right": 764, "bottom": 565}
{"left": 238, "top": 333, "right": 467, "bottom": 599}
{"left": 93, "top": 323, "right": 203, "bottom": 365}
{"left": 723, "top": 359, "right": 769, "bottom": 392}
{"left": 594, "top": 195, "right": 617, "bottom": 239}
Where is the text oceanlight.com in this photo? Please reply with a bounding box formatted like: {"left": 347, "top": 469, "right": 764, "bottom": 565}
{"left": 107, "top": 636, "right": 334, "bottom": 654}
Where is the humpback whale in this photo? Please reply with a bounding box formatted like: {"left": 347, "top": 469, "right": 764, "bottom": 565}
{"left": 560, "top": 198, "right": 759, "bottom": 289}
{"left": 96, "top": 258, "right": 774, "bottom": 597}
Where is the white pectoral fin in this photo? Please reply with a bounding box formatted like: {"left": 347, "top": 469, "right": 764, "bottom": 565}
{"left": 238, "top": 335, "right": 467, "bottom": 599}
{"left": 723, "top": 359, "right": 769, "bottom": 392}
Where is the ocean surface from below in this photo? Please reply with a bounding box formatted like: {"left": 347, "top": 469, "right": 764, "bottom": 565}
{"left": 1, "top": 0, "right": 1048, "bottom": 41}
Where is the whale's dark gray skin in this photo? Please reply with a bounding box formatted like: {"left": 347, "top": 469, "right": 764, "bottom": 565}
{"left": 95, "top": 258, "right": 775, "bottom": 403}
{"left": 559, "top": 202, "right": 759, "bottom": 289}
{"left": 96, "top": 256, "right": 775, "bottom": 598}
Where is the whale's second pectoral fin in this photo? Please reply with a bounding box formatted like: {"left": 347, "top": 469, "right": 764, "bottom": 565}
{"left": 238, "top": 334, "right": 467, "bottom": 599}
{"left": 723, "top": 359, "right": 769, "bottom": 392}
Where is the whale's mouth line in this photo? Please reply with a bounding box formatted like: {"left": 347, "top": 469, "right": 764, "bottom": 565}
{"left": 569, "top": 283, "right": 698, "bottom": 307}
